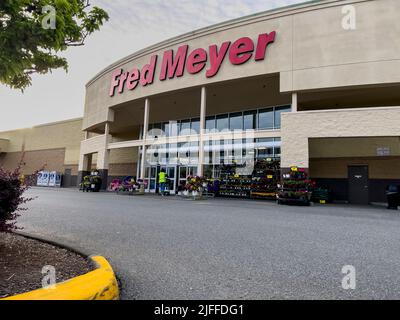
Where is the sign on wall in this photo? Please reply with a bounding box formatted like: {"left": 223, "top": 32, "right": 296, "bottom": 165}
{"left": 48, "top": 171, "right": 62, "bottom": 187}
{"left": 109, "top": 31, "right": 277, "bottom": 97}
{"left": 37, "top": 171, "right": 50, "bottom": 187}
{"left": 377, "top": 147, "right": 390, "bottom": 156}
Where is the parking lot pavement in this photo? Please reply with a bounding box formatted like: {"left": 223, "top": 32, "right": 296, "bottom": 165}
{"left": 18, "top": 188, "right": 400, "bottom": 300}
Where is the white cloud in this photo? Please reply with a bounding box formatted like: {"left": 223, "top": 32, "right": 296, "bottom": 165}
{"left": 0, "top": 0, "right": 305, "bottom": 131}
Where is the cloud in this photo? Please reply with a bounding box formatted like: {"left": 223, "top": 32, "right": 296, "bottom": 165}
{"left": 0, "top": 0, "right": 306, "bottom": 131}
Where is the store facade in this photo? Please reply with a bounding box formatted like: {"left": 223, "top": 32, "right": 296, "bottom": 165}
{"left": 79, "top": 0, "right": 400, "bottom": 203}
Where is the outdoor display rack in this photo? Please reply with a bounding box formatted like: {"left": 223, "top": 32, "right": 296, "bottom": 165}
{"left": 277, "top": 167, "right": 315, "bottom": 206}
{"left": 250, "top": 159, "right": 281, "bottom": 200}
{"left": 216, "top": 159, "right": 281, "bottom": 200}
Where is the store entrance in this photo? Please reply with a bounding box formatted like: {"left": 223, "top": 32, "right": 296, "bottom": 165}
{"left": 147, "top": 165, "right": 176, "bottom": 194}
{"left": 177, "top": 166, "right": 198, "bottom": 190}
{"left": 146, "top": 165, "right": 197, "bottom": 194}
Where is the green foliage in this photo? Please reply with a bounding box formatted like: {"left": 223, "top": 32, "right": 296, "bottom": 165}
{"left": 0, "top": 0, "right": 109, "bottom": 90}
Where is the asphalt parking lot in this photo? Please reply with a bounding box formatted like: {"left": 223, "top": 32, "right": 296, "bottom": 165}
{"left": 18, "top": 188, "right": 400, "bottom": 300}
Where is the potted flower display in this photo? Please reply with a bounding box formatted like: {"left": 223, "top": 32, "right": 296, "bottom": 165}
{"left": 116, "top": 176, "right": 146, "bottom": 196}
{"left": 277, "top": 167, "right": 315, "bottom": 206}
{"left": 181, "top": 176, "right": 207, "bottom": 200}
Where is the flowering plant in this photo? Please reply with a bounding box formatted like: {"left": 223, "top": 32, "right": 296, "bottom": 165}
{"left": 0, "top": 163, "right": 34, "bottom": 232}
{"left": 184, "top": 176, "right": 206, "bottom": 192}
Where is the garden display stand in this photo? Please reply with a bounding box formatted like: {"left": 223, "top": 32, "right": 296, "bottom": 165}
{"left": 80, "top": 172, "right": 102, "bottom": 192}
{"left": 116, "top": 176, "right": 145, "bottom": 196}
{"left": 179, "top": 176, "right": 207, "bottom": 200}
{"left": 217, "top": 159, "right": 280, "bottom": 200}
{"left": 250, "top": 159, "right": 280, "bottom": 200}
{"left": 217, "top": 164, "right": 251, "bottom": 198}
{"left": 277, "top": 167, "right": 315, "bottom": 206}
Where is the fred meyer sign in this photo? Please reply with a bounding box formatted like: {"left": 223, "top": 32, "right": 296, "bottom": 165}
{"left": 109, "top": 31, "right": 276, "bottom": 97}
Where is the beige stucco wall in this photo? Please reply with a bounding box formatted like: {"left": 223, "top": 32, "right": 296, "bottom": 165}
{"left": 83, "top": 0, "right": 400, "bottom": 130}
{"left": 0, "top": 118, "right": 84, "bottom": 167}
{"left": 0, "top": 138, "right": 9, "bottom": 153}
{"left": 309, "top": 137, "right": 400, "bottom": 158}
{"left": 281, "top": 107, "right": 400, "bottom": 168}
{"left": 0, "top": 118, "right": 138, "bottom": 175}
{"left": 310, "top": 157, "right": 400, "bottom": 179}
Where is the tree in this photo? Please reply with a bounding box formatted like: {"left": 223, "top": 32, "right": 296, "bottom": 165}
{"left": 0, "top": 0, "right": 109, "bottom": 90}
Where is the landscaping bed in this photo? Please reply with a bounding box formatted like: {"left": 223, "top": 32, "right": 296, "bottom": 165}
{"left": 0, "top": 232, "right": 94, "bottom": 299}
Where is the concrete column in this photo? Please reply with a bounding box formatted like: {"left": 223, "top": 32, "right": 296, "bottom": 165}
{"left": 95, "top": 122, "right": 111, "bottom": 190}
{"left": 198, "top": 87, "right": 207, "bottom": 176}
{"left": 292, "top": 92, "right": 298, "bottom": 112}
{"left": 105, "top": 122, "right": 110, "bottom": 136}
{"left": 140, "top": 98, "right": 150, "bottom": 179}
{"left": 77, "top": 154, "right": 92, "bottom": 186}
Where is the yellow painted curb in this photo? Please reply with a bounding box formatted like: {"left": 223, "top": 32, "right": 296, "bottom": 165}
{"left": 2, "top": 256, "right": 119, "bottom": 300}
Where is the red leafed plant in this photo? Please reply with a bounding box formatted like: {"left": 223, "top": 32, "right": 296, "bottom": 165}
{"left": 0, "top": 163, "right": 34, "bottom": 232}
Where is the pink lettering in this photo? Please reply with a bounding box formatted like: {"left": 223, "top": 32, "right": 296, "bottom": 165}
{"left": 255, "top": 31, "right": 276, "bottom": 61}
{"left": 229, "top": 37, "right": 254, "bottom": 65}
{"left": 187, "top": 48, "right": 207, "bottom": 74}
{"left": 140, "top": 55, "right": 158, "bottom": 86}
{"left": 109, "top": 69, "right": 122, "bottom": 97}
{"left": 160, "top": 45, "right": 189, "bottom": 81}
{"left": 206, "top": 41, "right": 231, "bottom": 78}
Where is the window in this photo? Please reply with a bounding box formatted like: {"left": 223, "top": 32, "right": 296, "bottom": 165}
{"left": 244, "top": 110, "right": 256, "bottom": 130}
{"left": 206, "top": 116, "right": 216, "bottom": 133}
{"left": 216, "top": 114, "right": 229, "bottom": 131}
{"left": 203, "top": 165, "right": 213, "bottom": 179}
{"left": 178, "top": 142, "right": 190, "bottom": 164}
{"left": 191, "top": 118, "right": 200, "bottom": 134}
{"left": 180, "top": 120, "right": 191, "bottom": 136}
{"left": 229, "top": 112, "right": 243, "bottom": 131}
{"left": 179, "top": 166, "right": 187, "bottom": 179}
{"left": 258, "top": 108, "right": 274, "bottom": 130}
{"left": 274, "top": 138, "right": 282, "bottom": 158}
{"left": 256, "top": 138, "right": 274, "bottom": 159}
{"left": 149, "top": 123, "right": 163, "bottom": 138}
{"left": 170, "top": 121, "right": 179, "bottom": 137}
{"left": 168, "top": 143, "right": 178, "bottom": 165}
{"left": 190, "top": 141, "right": 199, "bottom": 165}
{"left": 163, "top": 122, "right": 170, "bottom": 137}
{"left": 219, "top": 140, "right": 226, "bottom": 164}
{"left": 274, "top": 106, "right": 291, "bottom": 129}
{"left": 232, "top": 139, "right": 243, "bottom": 164}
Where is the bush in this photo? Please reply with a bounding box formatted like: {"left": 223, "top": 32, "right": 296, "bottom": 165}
{"left": 0, "top": 165, "right": 32, "bottom": 232}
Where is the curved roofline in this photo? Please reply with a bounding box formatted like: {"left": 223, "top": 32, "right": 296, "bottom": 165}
{"left": 86, "top": 0, "right": 365, "bottom": 87}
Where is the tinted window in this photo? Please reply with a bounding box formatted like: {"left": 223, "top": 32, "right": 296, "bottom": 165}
{"left": 244, "top": 110, "right": 256, "bottom": 130}
{"left": 163, "top": 122, "right": 170, "bottom": 137}
{"left": 229, "top": 112, "right": 243, "bottom": 131}
{"left": 256, "top": 138, "right": 274, "bottom": 159}
{"left": 170, "top": 121, "right": 179, "bottom": 137}
{"left": 180, "top": 120, "right": 191, "bottom": 135}
{"left": 216, "top": 114, "right": 229, "bottom": 131}
{"left": 191, "top": 118, "right": 200, "bottom": 134}
{"left": 274, "top": 106, "right": 291, "bottom": 129}
{"left": 258, "top": 108, "right": 274, "bottom": 130}
{"left": 206, "top": 116, "right": 216, "bottom": 133}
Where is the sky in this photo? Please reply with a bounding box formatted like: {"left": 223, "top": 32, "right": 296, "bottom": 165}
{"left": 0, "top": 0, "right": 306, "bottom": 131}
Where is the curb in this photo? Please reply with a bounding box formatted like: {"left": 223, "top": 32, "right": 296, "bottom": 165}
{"left": 1, "top": 233, "right": 120, "bottom": 301}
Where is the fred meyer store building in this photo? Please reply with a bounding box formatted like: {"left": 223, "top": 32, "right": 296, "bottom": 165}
{"left": 1, "top": 0, "right": 400, "bottom": 204}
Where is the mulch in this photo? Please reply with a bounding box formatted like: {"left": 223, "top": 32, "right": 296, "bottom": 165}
{"left": 0, "top": 232, "right": 94, "bottom": 299}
